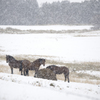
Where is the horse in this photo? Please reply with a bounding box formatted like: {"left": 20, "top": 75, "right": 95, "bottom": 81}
{"left": 21, "top": 59, "right": 31, "bottom": 76}
{"left": 22, "top": 58, "right": 46, "bottom": 77}
{"left": 6, "top": 55, "right": 23, "bottom": 75}
{"left": 46, "top": 65, "right": 69, "bottom": 83}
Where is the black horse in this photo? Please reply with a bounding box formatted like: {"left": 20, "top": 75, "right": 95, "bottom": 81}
{"left": 6, "top": 55, "right": 23, "bottom": 75}
{"left": 22, "top": 58, "right": 46, "bottom": 77}
{"left": 46, "top": 65, "right": 69, "bottom": 83}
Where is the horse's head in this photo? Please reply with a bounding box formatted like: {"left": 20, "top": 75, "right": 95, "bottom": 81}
{"left": 6, "top": 55, "right": 9, "bottom": 63}
{"left": 46, "top": 65, "right": 57, "bottom": 71}
{"left": 46, "top": 66, "right": 53, "bottom": 70}
{"left": 39, "top": 58, "right": 45, "bottom": 66}
{"left": 6, "top": 55, "right": 15, "bottom": 63}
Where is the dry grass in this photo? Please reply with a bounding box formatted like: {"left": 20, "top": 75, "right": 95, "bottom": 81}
{"left": 0, "top": 27, "right": 92, "bottom": 34}
{"left": 0, "top": 54, "right": 100, "bottom": 85}
{"left": 0, "top": 27, "right": 100, "bottom": 37}
{"left": 0, "top": 49, "right": 5, "bottom": 52}
{"left": 56, "top": 72, "right": 100, "bottom": 85}
{"left": 0, "top": 65, "right": 20, "bottom": 74}
{"left": 0, "top": 55, "right": 6, "bottom": 61}
{"left": 70, "top": 77, "right": 100, "bottom": 85}
{"left": 0, "top": 64, "right": 35, "bottom": 76}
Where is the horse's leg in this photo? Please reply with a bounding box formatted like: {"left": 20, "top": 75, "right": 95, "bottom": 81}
{"left": 34, "top": 71, "right": 36, "bottom": 77}
{"left": 64, "top": 74, "right": 67, "bottom": 82}
{"left": 26, "top": 69, "right": 29, "bottom": 76}
{"left": 26, "top": 70, "right": 28, "bottom": 75}
{"left": 27, "top": 69, "right": 29, "bottom": 76}
{"left": 67, "top": 74, "right": 70, "bottom": 83}
{"left": 64, "top": 72, "right": 70, "bottom": 83}
{"left": 20, "top": 61, "right": 23, "bottom": 75}
{"left": 65, "top": 74, "right": 70, "bottom": 83}
{"left": 27, "top": 70, "right": 29, "bottom": 76}
{"left": 21, "top": 69, "right": 23, "bottom": 75}
{"left": 19, "top": 67, "right": 23, "bottom": 75}
{"left": 34, "top": 69, "right": 38, "bottom": 77}
{"left": 24, "top": 68, "right": 26, "bottom": 76}
{"left": 20, "top": 63, "right": 23, "bottom": 75}
{"left": 10, "top": 67, "right": 13, "bottom": 74}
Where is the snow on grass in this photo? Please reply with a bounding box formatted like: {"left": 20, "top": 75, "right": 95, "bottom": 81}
{"left": 0, "top": 28, "right": 100, "bottom": 100}
{"left": 0, "top": 25, "right": 92, "bottom": 31}
{"left": 0, "top": 73, "right": 100, "bottom": 100}
{"left": 76, "top": 70, "right": 100, "bottom": 78}
{"left": 0, "top": 34, "right": 100, "bottom": 62}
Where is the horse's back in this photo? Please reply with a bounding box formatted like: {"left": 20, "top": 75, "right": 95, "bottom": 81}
{"left": 22, "top": 59, "right": 31, "bottom": 66}
{"left": 54, "top": 66, "right": 69, "bottom": 74}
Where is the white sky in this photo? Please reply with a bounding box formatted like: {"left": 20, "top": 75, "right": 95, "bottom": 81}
{"left": 37, "top": 0, "right": 85, "bottom": 6}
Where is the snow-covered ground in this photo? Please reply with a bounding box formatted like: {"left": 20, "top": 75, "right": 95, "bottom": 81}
{"left": 0, "top": 26, "right": 100, "bottom": 100}
{"left": 0, "top": 33, "right": 100, "bottom": 62}
{"left": 0, "top": 73, "right": 100, "bottom": 100}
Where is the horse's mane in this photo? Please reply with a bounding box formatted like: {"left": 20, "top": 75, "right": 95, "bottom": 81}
{"left": 33, "top": 58, "right": 45, "bottom": 63}
{"left": 7, "top": 55, "right": 16, "bottom": 61}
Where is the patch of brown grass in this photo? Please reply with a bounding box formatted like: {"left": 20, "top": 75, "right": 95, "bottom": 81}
{"left": 0, "top": 65, "right": 10, "bottom": 73}
{"left": 56, "top": 72, "right": 100, "bottom": 85}
{"left": 0, "top": 55, "right": 6, "bottom": 61}
{"left": 70, "top": 77, "right": 100, "bottom": 85}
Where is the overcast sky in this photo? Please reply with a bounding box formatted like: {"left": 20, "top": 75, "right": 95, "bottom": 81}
{"left": 37, "top": 0, "right": 85, "bottom": 6}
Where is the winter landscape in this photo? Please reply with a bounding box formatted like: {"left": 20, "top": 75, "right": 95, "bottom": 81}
{"left": 0, "top": 0, "right": 100, "bottom": 100}
{"left": 0, "top": 25, "right": 100, "bottom": 100}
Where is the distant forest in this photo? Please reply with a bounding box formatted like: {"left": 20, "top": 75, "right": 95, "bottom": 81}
{"left": 0, "top": 0, "right": 100, "bottom": 29}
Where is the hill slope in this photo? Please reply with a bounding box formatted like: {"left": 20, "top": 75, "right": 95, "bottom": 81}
{"left": 0, "top": 73, "right": 99, "bottom": 100}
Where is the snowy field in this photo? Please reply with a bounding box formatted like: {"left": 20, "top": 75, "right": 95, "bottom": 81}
{"left": 0, "top": 33, "right": 100, "bottom": 62}
{"left": 0, "top": 73, "right": 100, "bottom": 100}
{"left": 0, "top": 25, "right": 100, "bottom": 100}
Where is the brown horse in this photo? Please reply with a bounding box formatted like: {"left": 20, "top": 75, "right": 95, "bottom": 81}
{"left": 46, "top": 65, "right": 69, "bottom": 82}
{"left": 6, "top": 55, "right": 23, "bottom": 75}
{"left": 22, "top": 58, "right": 46, "bottom": 77}
{"left": 21, "top": 59, "right": 31, "bottom": 76}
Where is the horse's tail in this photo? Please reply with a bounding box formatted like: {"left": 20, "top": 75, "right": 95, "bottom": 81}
{"left": 19, "top": 61, "right": 22, "bottom": 71}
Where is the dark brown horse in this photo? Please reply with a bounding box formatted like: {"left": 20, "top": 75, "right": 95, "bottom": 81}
{"left": 6, "top": 55, "right": 23, "bottom": 75}
{"left": 22, "top": 58, "right": 46, "bottom": 77}
{"left": 21, "top": 59, "right": 31, "bottom": 76}
{"left": 46, "top": 65, "right": 69, "bottom": 83}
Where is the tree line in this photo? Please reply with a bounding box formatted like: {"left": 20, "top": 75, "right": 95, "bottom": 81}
{"left": 0, "top": 0, "right": 100, "bottom": 29}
